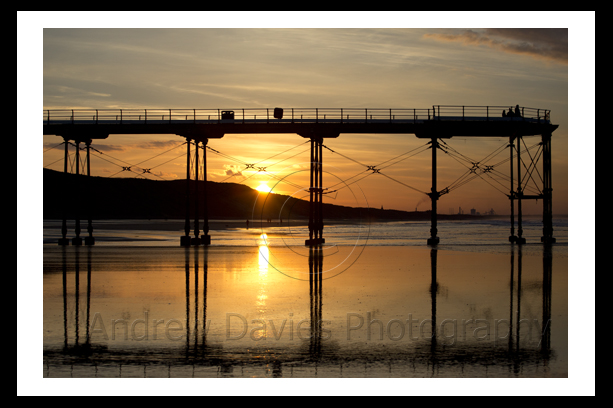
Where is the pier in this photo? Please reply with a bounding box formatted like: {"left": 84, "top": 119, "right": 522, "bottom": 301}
{"left": 43, "top": 105, "right": 558, "bottom": 246}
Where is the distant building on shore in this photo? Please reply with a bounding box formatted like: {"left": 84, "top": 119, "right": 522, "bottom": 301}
{"left": 469, "top": 207, "right": 496, "bottom": 216}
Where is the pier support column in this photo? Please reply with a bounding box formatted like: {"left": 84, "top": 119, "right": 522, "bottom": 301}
{"left": 306, "top": 136, "right": 325, "bottom": 246}
{"left": 427, "top": 137, "right": 440, "bottom": 246}
{"left": 180, "top": 136, "right": 211, "bottom": 246}
{"left": 181, "top": 138, "right": 192, "bottom": 246}
{"left": 84, "top": 139, "right": 95, "bottom": 245}
{"left": 57, "top": 134, "right": 105, "bottom": 245}
{"left": 192, "top": 139, "right": 201, "bottom": 246}
{"left": 508, "top": 135, "right": 517, "bottom": 243}
{"left": 200, "top": 138, "right": 211, "bottom": 246}
{"left": 516, "top": 135, "right": 526, "bottom": 245}
{"left": 71, "top": 140, "right": 82, "bottom": 246}
{"left": 541, "top": 133, "right": 556, "bottom": 244}
{"left": 58, "top": 138, "right": 70, "bottom": 245}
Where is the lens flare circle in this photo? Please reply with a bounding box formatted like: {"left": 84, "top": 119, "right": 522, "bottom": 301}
{"left": 251, "top": 161, "right": 370, "bottom": 281}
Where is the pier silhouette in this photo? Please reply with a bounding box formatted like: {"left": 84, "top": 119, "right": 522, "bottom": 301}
{"left": 44, "top": 105, "right": 558, "bottom": 246}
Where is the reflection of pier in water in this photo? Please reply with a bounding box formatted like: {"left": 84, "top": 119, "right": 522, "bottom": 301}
{"left": 44, "top": 245, "right": 555, "bottom": 378}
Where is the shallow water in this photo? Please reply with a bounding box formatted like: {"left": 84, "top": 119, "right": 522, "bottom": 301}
{"left": 42, "top": 219, "right": 568, "bottom": 379}
{"left": 43, "top": 216, "right": 567, "bottom": 252}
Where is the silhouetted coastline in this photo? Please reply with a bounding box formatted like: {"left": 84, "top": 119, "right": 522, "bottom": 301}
{"left": 43, "top": 168, "right": 502, "bottom": 223}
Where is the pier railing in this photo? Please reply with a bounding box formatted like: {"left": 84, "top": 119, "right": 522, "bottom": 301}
{"left": 43, "top": 106, "right": 551, "bottom": 125}
{"left": 433, "top": 105, "right": 550, "bottom": 122}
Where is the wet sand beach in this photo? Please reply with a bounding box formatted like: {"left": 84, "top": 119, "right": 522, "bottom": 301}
{"left": 43, "top": 238, "right": 568, "bottom": 379}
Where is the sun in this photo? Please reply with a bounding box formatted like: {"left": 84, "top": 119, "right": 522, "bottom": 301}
{"left": 255, "top": 182, "right": 272, "bottom": 193}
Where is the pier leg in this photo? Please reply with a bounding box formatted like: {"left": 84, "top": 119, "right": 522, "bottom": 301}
{"left": 427, "top": 137, "right": 440, "bottom": 246}
{"left": 308, "top": 137, "right": 315, "bottom": 243}
{"left": 71, "top": 141, "right": 82, "bottom": 246}
{"left": 516, "top": 135, "right": 526, "bottom": 245}
{"left": 58, "top": 138, "right": 70, "bottom": 245}
{"left": 181, "top": 138, "right": 192, "bottom": 246}
{"left": 509, "top": 135, "right": 517, "bottom": 243}
{"left": 84, "top": 139, "right": 95, "bottom": 245}
{"left": 192, "top": 140, "right": 201, "bottom": 246}
{"left": 201, "top": 138, "right": 211, "bottom": 246}
{"left": 317, "top": 138, "right": 324, "bottom": 242}
{"left": 306, "top": 136, "right": 324, "bottom": 246}
{"left": 541, "top": 133, "right": 556, "bottom": 244}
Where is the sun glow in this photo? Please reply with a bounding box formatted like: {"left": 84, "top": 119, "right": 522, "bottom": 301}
{"left": 258, "top": 245, "right": 269, "bottom": 272}
{"left": 257, "top": 233, "right": 269, "bottom": 246}
{"left": 256, "top": 182, "right": 273, "bottom": 193}
{"left": 258, "top": 234, "right": 270, "bottom": 276}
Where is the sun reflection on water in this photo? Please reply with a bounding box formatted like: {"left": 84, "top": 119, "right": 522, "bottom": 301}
{"left": 258, "top": 244, "right": 269, "bottom": 275}
{"left": 256, "top": 234, "right": 270, "bottom": 315}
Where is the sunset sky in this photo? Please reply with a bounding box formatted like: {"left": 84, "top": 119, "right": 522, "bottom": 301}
{"left": 28, "top": 13, "right": 594, "bottom": 216}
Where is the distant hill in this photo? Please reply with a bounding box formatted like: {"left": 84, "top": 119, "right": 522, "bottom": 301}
{"left": 43, "top": 168, "right": 474, "bottom": 221}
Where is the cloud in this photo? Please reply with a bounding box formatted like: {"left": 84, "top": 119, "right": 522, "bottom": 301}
{"left": 139, "top": 140, "right": 184, "bottom": 150}
{"left": 43, "top": 141, "right": 127, "bottom": 152}
{"left": 222, "top": 164, "right": 243, "bottom": 177}
{"left": 89, "top": 144, "right": 125, "bottom": 152}
{"left": 86, "top": 139, "right": 182, "bottom": 153}
{"left": 43, "top": 142, "right": 67, "bottom": 151}
{"left": 424, "top": 28, "right": 567, "bottom": 64}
